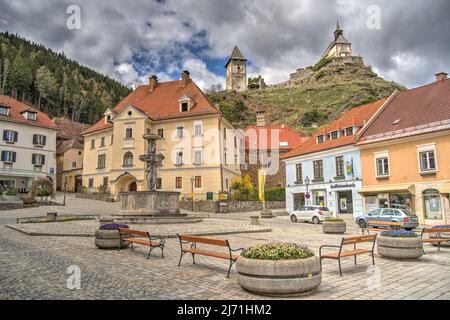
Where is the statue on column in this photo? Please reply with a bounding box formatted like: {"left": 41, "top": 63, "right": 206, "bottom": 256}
{"left": 140, "top": 134, "right": 164, "bottom": 191}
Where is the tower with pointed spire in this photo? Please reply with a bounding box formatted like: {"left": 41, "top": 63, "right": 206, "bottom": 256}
{"left": 225, "top": 46, "right": 247, "bottom": 92}
{"left": 322, "top": 21, "right": 352, "bottom": 59}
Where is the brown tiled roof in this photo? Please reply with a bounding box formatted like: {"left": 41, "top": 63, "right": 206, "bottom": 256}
{"left": 82, "top": 78, "right": 219, "bottom": 135}
{"left": 358, "top": 78, "right": 450, "bottom": 144}
{"left": 0, "top": 95, "right": 58, "bottom": 129}
{"left": 53, "top": 117, "right": 88, "bottom": 138}
{"left": 244, "top": 124, "right": 305, "bottom": 151}
{"left": 282, "top": 99, "right": 387, "bottom": 159}
{"left": 56, "top": 139, "right": 84, "bottom": 155}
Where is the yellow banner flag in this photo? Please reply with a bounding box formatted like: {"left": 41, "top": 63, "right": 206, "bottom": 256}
{"left": 258, "top": 169, "right": 267, "bottom": 202}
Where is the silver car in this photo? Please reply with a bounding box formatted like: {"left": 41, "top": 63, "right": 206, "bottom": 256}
{"left": 355, "top": 208, "right": 419, "bottom": 231}
{"left": 290, "top": 205, "right": 334, "bottom": 224}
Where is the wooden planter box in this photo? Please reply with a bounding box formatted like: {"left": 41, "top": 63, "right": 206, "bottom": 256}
{"left": 377, "top": 235, "right": 423, "bottom": 259}
{"left": 236, "top": 256, "right": 321, "bottom": 296}
{"left": 322, "top": 221, "right": 346, "bottom": 234}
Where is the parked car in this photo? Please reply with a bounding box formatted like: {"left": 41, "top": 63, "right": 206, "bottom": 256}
{"left": 290, "top": 206, "right": 333, "bottom": 224}
{"left": 355, "top": 208, "right": 419, "bottom": 231}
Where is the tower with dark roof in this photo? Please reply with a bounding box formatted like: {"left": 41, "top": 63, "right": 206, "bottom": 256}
{"left": 225, "top": 46, "right": 247, "bottom": 92}
{"left": 322, "top": 21, "right": 353, "bottom": 59}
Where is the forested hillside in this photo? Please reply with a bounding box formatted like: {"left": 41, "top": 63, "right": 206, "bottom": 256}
{"left": 0, "top": 32, "right": 131, "bottom": 124}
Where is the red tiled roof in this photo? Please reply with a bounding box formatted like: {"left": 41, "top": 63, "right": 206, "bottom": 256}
{"left": 56, "top": 139, "right": 84, "bottom": 155}
{"left": 0, "top": 95, "right": 58, "bottom": 129}
{"left": 244, "top": 124, "right": 305, "bottom": 151}
{"left": 358, "top": 78, "right": 450, "bottom": 143}
{"left": 53, "top": 117, "right": 88, "bottom": 138}
{"left": 82, "top": 78, "right": 219, "bottom": 135}
{"left": 282, "top": 99, "right": 387, "bottom": 159}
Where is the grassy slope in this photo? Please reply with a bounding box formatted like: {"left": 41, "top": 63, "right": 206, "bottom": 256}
{"left": 208, "top": 64, "right": 404, "bottom": 135}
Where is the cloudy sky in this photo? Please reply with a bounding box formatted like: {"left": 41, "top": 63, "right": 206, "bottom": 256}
{"left": 0, "top": 0, "right": 449, "bottom": 89}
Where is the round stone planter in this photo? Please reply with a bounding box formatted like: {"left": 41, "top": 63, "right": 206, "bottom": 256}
{"left": 322, "top": 221, "right": 346, "bottom": 234}
{"left": 95, "top": 230, "right": 130, "bottom": 250}
{"left": 377, "top": 235, "right": 423, "bottom": 259}
{"left": 236, "top": 256, "right": 322, "bottom": 296}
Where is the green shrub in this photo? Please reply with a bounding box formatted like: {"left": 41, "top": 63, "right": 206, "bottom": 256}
{"left": 5, "top": 188, "right": 17, "bottom": 196}
{"left": 36, "top": 188, "right": 50, "bottom": 197}
{"left": 325, "top": 217, "right": 344, "bottom": 222}
{"left": 300, "top": 110, "right": 328, "bottom": 127}
{"left": 242, "top": 243, "right": 314, "bottom": 261}
{"left": 264, "top": 187, "right": 285, "bottom": 201}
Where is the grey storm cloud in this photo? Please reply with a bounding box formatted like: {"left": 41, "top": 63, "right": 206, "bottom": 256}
{"left": 0, "top": 0, "right": 449, "bottom": 89}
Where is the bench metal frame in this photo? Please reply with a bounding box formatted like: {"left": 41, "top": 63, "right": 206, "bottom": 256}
{"left": 118, "top": 228, "right": 165, "bottom": 259}
{"left": 177, "top": 234, "right": 244, "bottom": 278}
{"left": 421, "top": 228, "right": 450, "bottom": 253}
{"left": 319, "top": 235, "right": 377, "bottom": 277}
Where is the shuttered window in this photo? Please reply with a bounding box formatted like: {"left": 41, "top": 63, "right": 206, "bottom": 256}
{"left": 1, "top": 151, "right": 16, "bottom": 163}
{"left": 3, "top": 130, "right": 18, "bottom": 143}
{"left": 32, "top": 154, "right": 45, "bottom": 165}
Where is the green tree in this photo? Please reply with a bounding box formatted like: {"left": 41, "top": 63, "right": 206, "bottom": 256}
{"left": 36, "top": 66, "right": 58, "bottom": 110}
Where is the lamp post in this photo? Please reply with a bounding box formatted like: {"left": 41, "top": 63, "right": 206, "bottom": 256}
{"left": 63, "top": 172, "right": 68, "bottom": 206}
{"left": 190, "top": 176, "right": 195, "bottom": 212}
{"left": 305, "top": 176, "right": 310, "bottom": 205}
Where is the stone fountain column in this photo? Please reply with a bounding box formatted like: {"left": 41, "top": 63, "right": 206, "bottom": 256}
{"left": 118, "top": 134, "right": 181, "bottom": 217}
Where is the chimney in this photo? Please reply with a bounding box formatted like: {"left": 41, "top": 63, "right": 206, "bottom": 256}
{"left": 148, "top": 75, "right": 158, "bottom": 92}
{"left": 435, "top": 72, "right": 448, "bottom": 83}
{"left": 256, "top": 110, "right": 266, "bottom": 128}
{"left": 181, "top": 70, "right": 190, "bottom": 87}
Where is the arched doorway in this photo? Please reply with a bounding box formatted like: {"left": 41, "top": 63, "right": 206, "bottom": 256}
{"left": 115, "top": 173, "right": 137, "bottom": 194}
{"left": 129, "top": 182, "right": 137, "bottom": 192}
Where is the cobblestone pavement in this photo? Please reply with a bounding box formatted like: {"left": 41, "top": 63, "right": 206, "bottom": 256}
{"left": 6, "top": 219, "right": 271, "bottom": 237}
{"left": 1, "top": 195, "right": 450, "bottom": 300}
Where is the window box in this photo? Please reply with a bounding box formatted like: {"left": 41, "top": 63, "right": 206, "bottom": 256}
{"left": 312, "top": 178, "right": 324, "bottom": 183}
{"left": 334, "top": 176, "right": 345, "bottom": 181}
{"left": 294, "top": 181, "right": 303, "bottom": 185}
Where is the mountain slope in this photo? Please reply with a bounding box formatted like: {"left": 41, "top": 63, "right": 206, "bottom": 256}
{"left": 208, "top": 57, "right": 404, "bottom": 134}
{"left": 0, "top": 32, "right": 131, "bottom": 124}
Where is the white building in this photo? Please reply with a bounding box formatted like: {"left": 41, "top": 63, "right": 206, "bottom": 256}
{"left": 0, "top": 95, "right": 57, "bottom": 192}
{"left": 282, "top": 99, "right": 386, "bottom": 218}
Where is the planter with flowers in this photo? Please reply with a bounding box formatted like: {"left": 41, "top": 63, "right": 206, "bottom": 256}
{"left": 377, "top": 230, "right": 423, "bottom": 259}
{"left": 322, "top": 217, "right": 346, "bottom": 234}
{"left": 95, "top": 223, "right": 130, "bottom": 250}
{"left": 429, "top": 225, "right": 450, "bottom": 247}
{"left": 236, "top": 243, "right": 321, "bottom": 296}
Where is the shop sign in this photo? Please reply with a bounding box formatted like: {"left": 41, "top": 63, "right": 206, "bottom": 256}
{"left": 331, "top": 183, "right": 356, "bottom": 189}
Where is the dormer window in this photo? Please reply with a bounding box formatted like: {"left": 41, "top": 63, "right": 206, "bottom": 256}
{"left": 178, "top": 95, "right": 194, "bottom": 112}
{"left": 317, "top": 135, "right": 324, "bottom": 144}
{"left": 24, "top": 111, "right": 37, "bottom": 121}
{"left": 331, "top": 131, "right": 339, "bottom": 140}
{"left": 103, "top": 108, "right": 113, "bottom": 124}
{"left": 0, "top": 105, "right": 10, "bottom": 116}
{"left": 345, "top": 127, "right": 354, "bottom": 136}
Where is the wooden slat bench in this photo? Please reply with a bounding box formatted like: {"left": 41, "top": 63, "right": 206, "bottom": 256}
{"left": 177, "top": 234, "right": 244, "bottom": 277}
{"left": 320, "top": 235, "right": 377, "bottom": 276}
{"left": 118, "top": 228, "right": 165, "bottom": 259}
{"left": 421, "top": 227, "right": 450, "bottom": 252}
{"left": 361, "top": 220, "right": 404, "bottom": 235}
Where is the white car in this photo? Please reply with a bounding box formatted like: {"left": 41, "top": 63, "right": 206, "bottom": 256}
{"left": 290, "top": 205, "right": 334, "bottom": 224}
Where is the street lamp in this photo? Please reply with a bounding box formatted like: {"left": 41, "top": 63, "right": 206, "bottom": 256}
{"left": 63, "top": 172, "right": 69, "bottom": 206}
{"left": 190, "top": 176, "right": 195, "bottom": 212}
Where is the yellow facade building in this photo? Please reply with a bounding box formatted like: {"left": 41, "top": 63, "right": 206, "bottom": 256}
{"left": 81, "top": 71, "right": 241, "bottom": 199}
{"left": 357, "top": 73, "right": 450, "bottom": 225}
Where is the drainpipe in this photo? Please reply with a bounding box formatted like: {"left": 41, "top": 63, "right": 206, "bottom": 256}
{"left": 218, "top": 115, "right": 224, "bottom": 193}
